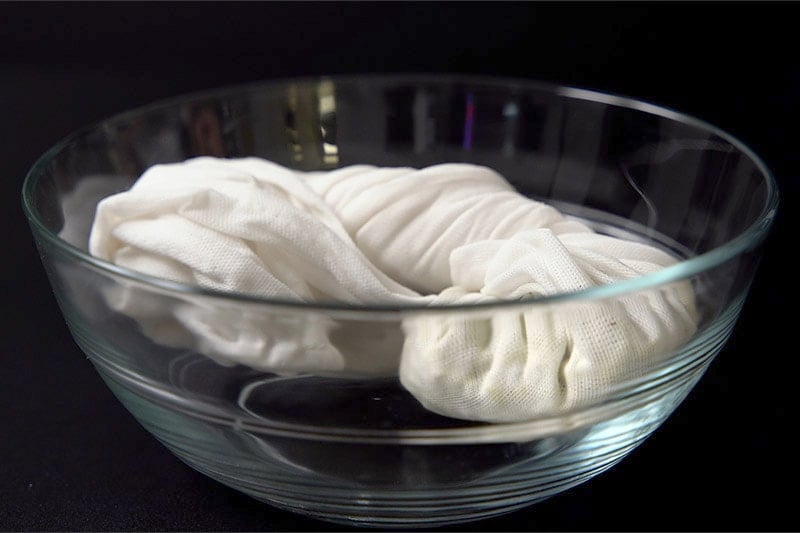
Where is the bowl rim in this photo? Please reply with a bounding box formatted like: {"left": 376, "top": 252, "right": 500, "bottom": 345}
{"left": 22, "top": 73, "right": 780, "bottom": 314}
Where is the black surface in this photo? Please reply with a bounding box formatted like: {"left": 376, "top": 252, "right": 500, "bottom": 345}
{"left": 1, "top": 3, "right": 796, "bottom": 531}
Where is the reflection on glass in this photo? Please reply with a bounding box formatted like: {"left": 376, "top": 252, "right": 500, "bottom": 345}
{"left": 413, "top": 89, "right": 434, "bottom": 153}
{"left": 318, "top": 80, "right": 339, "bottom": 166}
{"left": 502, "top": 100, "right": 519, "bottom": 157}
{"left": 285, "top": 80, "right": 339, "bottom": 168}
{"left": 286, "top": 84, "right": 304, "bottom": 164}
{"left": 187, "top": 104, "right": 226, "bottom": 157}
{"left": 462, "top": 91, "right": 475, "bottom": 150}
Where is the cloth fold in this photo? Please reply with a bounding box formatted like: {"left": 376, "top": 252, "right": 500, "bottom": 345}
{"left": 91, "top": 158, "right": 426, "bottom": 304}
{"left": 89, "top": 157, "right": 698, "bottom": 421}
{"left": 400, "top": 230, "right": 698, "bottom": 421}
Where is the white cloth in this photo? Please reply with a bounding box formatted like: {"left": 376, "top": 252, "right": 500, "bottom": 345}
{"left": 307, "top": 164, "right": 698, "bottom": 421}
{"left": 89, "top": 157, "right": 698, "bottom": 421}
{"left": 91, "top": 158, "right": 422, "bottom": 303}
{"left": 400, "top": 231, "right": 698, "bottom": 421}
{"left": 307, "top": 164, "right": 590, "bottom": 294}
{"left": 90, "top": 157, "right": 428, "bottom": 376}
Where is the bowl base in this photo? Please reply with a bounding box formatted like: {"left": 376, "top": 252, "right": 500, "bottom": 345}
{"left": 98, "top": 370, "right": 699, "bottom": 527}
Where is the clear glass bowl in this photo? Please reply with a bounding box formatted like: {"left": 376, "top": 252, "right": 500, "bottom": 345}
{"left": 22, "top": 75, "right": 777, "bottom": 528}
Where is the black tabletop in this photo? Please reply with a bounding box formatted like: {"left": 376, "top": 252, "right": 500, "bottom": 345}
{"left": 1, "top": 3, "right": 796, "bottom": 531}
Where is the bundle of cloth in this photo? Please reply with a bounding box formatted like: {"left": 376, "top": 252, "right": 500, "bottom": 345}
{"left": 89, "top": 157, "right": 698, "bottom": 422}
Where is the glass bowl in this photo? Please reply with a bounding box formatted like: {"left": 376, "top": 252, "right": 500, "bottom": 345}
{"left": 22, "top": 75, "right": 777, "bottom": 528}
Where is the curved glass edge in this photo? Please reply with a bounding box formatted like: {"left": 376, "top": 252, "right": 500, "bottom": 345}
{"left": 22, "top": 74, "right": 780, "bottom": 315}
{"left": 91, "top": 344, "right": 704, "bottom": 445}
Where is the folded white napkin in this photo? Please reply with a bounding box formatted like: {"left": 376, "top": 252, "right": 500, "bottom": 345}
{"left": 89, "top": 157, "right": 698, "bottom": 421}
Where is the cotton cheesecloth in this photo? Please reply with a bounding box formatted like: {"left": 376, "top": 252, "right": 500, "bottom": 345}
{"left": 89, "top": 157, "right": 698, "bottom": 422}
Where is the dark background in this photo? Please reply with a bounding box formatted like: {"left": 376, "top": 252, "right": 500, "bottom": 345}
{"left": 1, "top": 2, "right": 796, "bottom": 531}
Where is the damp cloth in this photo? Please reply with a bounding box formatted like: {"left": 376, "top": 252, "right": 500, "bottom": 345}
{"left": 89, "top": 157, "right": 698, "bottom": 421}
